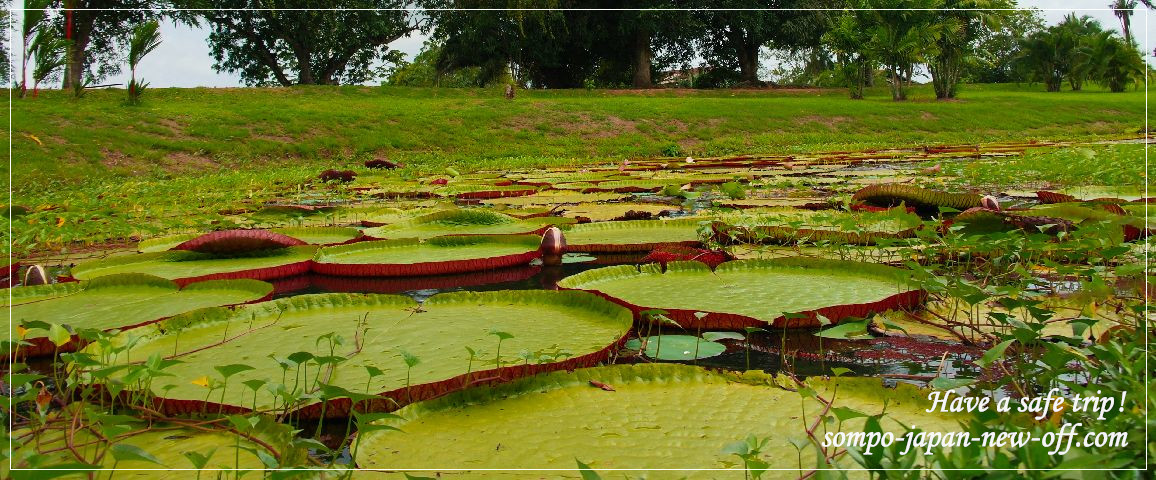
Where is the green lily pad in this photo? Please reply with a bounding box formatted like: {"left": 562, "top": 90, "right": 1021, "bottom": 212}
{"left": 624, "top": 335, "right": 726, "bottom": 360}
{"left": 312, "top": 235, "right": 542, "bottom": 276}
{"left": 852, "top": 184, "right": 982, "bottom": 212}
{"left": 558, "top": 258, "right": 923, "bottom": 329}
{"left": 363, "top": 209, "right": 571, "bottom": 239}
{"left": 8, "top": 274, "right": 271, "bottom": 355}
{"left": 69, "top": 246, "right": 318, "bottom": 284}
{"left": 563, "top": 218, "right": 707, "bottom": 252}
{"left": 715, "top": 208, "right": 922, "bottom": 245}
{"left": 5, "top": 420, "right": 291, "bottom": 476}
{"left": 86, "top": 290, "right": 632, "bottom": 417}
{"left": 352, "top": 364, "right": 969, "bottom": 475}
{"left": 270, "top": 226, "right": 363, "bottom": 245}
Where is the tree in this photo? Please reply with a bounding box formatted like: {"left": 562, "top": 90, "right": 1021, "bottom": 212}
{"left": 53, "top": 0, "right": 160, "bottom": 89}
{"left": 864, "top": 0, "right": 940, "bottom": 100}
{"left": 1056, "top": 14, "right": 1104, "bottom": 91}
{"left": 927, "top": 0, "right": 1012, "bottom": 100}
{"left": 823, "top": 8, "right": 875, "bottom": 99}
{"left": 31, "top": 29, "right": 68, "bottom": 94}
{"left": 1110, "top": 0, "right": 1137, "bottom": 45}
{"left": 1086, "top": 31, "right": 1145, "bottom": 92}
{"left": 387, "top": 40, "right": 487, "bottom": 87}
{"left": 20, "top": 0, "right": 52, "bottom": 97}
{"left": 695, "top": 1, "right": 831, "bottom": 86}
{"left": 127, "top": 20, "right": 162, "bottom": 103}
{"left": 962, "top": 8, "right": 1043, "bottom": 84}
{"left": 187, "top": 0, "right": 425, "bottom": 86}
{"left": 0, "top": 1, "right": 11, "bottom": 86}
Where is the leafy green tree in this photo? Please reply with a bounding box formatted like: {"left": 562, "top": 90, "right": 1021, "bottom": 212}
{"left": 823, "top": 7, "right": 875, "bottom": 99}
{"left": 927, "top": 0, "right": 1012, "bottom": 99}
{"left": 0, "top": 1, "right": 11, "bottom": 86}
{"left": 186, "top": 0, "right": 425, "bottom": 86}
{"left": 694, "top": 1, "right": 831, "bottom": 86}
{"left": 387, "top": 40, "right": 486, "bottom": 87}
{"left": 963, "top": 8, "right": 1043, "bottom": 84}
{"left": 52, "top": 0, "right": 161, "bottom": 89}
{"left": 1015, "top": 14, "right": 1107, "bottom": 92}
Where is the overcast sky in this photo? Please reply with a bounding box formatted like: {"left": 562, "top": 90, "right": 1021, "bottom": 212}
{"left": 8, "top": 1, "right": 1153, "bottom": 88}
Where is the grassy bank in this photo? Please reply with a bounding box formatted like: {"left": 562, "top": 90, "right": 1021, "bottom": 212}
{"left": 7, "top": 83, "right": 1149, "bottom": 191}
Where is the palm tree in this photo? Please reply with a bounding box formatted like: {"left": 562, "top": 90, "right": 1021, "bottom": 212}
{"left": 927, "top": 0, "right": 1013, "bottom": 100}
{"left": 823, "top": 8, "right": 875, "bottom": 99}
{"left": 126, "top": 20, "right": 162, "bottom": 104}
{"left": 1111, "top": 0, "right": 1137, "bottom": 45}
{"left": 1087, "top": 31, "right": 1145, "bottom": 91}
{"left": 30, "top": 29, "right": 67, "bottom": 96}
{"left": 1056, "top": 14, "right": 1104, "bottom": 91}
{"left": 20, "top": 0, "right": 51, "bottom": 98}
{"left": 865, "top": 0, "right": 941, "bottom": 101}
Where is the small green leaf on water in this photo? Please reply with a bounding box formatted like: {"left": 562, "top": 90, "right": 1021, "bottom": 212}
{"left": 214, "top": 364, "right": 255, "bottom": 379}
{"left": 929, "top": 377, "right": 975, "bottom": 390}
{"left": 829, "top": 367, "right": 852, "bottom": 377}
{"left": 183, "top": 449, "right": 216, "bottom": 469}
{"left": 576, "top": 459, "right": 602, "bottom": 480}
{"left": 47, "top": 323, "right": 72, "bottom": 348}
{"left": 830, "top": 406, "right": 869, "bottom": 422}
{"left": 110, "top": 444, "right": 164, "bottom": 466}
{"left": 815, "top": 320, "right": 871, "bottom": 339}
{"left": 975, "top": 339, "right": 1015, "bottom": 368}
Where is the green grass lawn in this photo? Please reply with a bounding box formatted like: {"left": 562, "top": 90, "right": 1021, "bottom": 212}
{"left": 7, "top": 83, "right": 1150, "bottom": 192}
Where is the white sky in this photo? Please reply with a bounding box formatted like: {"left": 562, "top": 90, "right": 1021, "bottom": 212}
{"left": 7, "top": 1, "right": 1153, "bottom": 88}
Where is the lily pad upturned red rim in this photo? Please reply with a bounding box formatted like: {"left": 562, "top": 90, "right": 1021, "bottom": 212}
{"left": 173, "top": 229, "right": 307, "bottom": 255}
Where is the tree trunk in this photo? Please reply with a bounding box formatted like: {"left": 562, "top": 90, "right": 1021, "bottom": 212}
{"left": 294, "top": 48, "right": 314, "bottom": 84}
{"left": 889, "top": 67, "right": 905, "bottom": 101}
{"left": 61, "top": 2, "right": 92, "bottom": 89}
{"left": 736, "top": 43, "right": 760, "bottom": 84}
{"left": 631, "top": 27, "right": 652, "bottom": 88}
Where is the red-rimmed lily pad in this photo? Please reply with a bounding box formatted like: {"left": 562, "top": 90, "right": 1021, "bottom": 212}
{"left": 303, "top": 265, "right": 542, "bottom": 294}
{"left": 311, "top": 235, "right": 542, "bottom": 277}
{"left": 83, "top": 290, "right": 633, "bottom": 418}
{"left": 173, "top": 229, "right": 307, "bottom": 254}
{"left": 852, "top": 184, "right": 982, "bottom": 214}
{"left": 69, "top": 246, "right": 318, "bottom": 286}
{"left": 712, "top": 208, "right": 923, "bottom": 246}
{"left": 558, "top": 258, "right": 924, "bottom": 329}
{"left": 7, "top": 273, "right": 272, "bottom": 356}
{"left": 563, "top": 218, "right": 707, "bottom": 252}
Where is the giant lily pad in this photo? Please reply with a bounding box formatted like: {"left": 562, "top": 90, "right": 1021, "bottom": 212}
{"left": 7, "top": 274, "right": 272, "bottom": 356}
{"left": 270, "top": 226, "right": 364, "bottom": 245}
{"left": 5, "top": 420, "right": 290, "bottom": 476}
{"left": 138, "top": 227, "right": 363, "bottom": 253}
{"left": 312, "top": 235, "right": 542, "bottom": 277}
{"left": 563, "top": 218, "right": 707, "bottom": 252}
{"left": 69, "top": 246, "right": 318, "bottom": 285}
{"left": 852, "top": 184, "right": 981, "bottom": 213}
{"left": 353, "top": 364, "right": 968, "bottom": 475}
{"left": 363, "top": 209, "right": 572, "bottom": 239}
{"left": 558, "top": 258, "right": 924, "bottom": 329}
{"left": 86, "top": 290, "right": 633, "bottom": 418}
{"left": 173, "top": 229, "right": 307, "bottom": 254}
{"left": 713, "top": 208, "right": 922, "bottom": 246}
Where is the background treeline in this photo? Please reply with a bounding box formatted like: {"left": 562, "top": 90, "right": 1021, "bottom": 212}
{"left": 4, "top": 0, "right": 1152, "bottom": 101}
